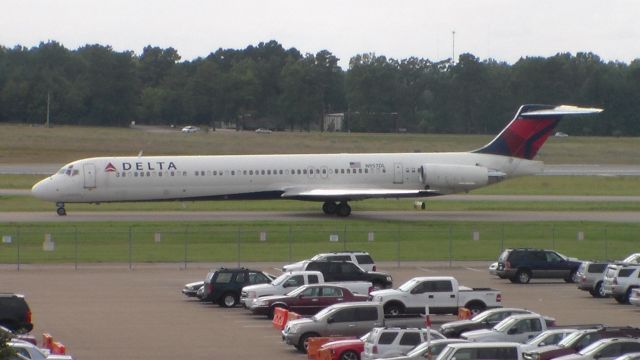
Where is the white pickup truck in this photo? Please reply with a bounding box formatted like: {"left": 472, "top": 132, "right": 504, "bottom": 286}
{"left": 241, "top": 270, "right": 371, "bottom": 308}
{"left": 460, "top": 313, "right": 556, "bottom": 343}
{"left": 369, "top": 276, "right": 502, "bottom": 315}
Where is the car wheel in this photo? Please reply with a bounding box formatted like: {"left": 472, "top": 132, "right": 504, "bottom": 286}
{"left": 220, "top": 292, "right": 238, "bottom": 308}
{"left": 516, "top": 270, "right": 531, "bottom": 284}
{"left": 593, "top": 281, "right": 606, "bottom": 298}
{"left": 340, "top": 350, "right": 360, "bottom": 360}
{"left": 466, "top": 302, "right": 486, "bottom": 316}
{"left": 296, "top": 333, "right": 318, "bottom": 353}
{"left": 564, "top": 270, "right": 577, "bottom": 283}
{"left": 384, "top": 303, "right": 403, "bottom": 315}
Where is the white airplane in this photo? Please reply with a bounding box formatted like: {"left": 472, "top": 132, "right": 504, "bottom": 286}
{"left": 31, "top": 104, "right": 601, "bottom": 217}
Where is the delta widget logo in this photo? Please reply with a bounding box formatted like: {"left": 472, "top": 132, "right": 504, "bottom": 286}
{"left": 104, "top": 163, "right": 117, "bottom": 172}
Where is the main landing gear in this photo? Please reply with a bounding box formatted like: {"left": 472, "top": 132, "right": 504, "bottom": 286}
{"left": 56, "top": 202, "right": 66, "bottom": 216}
{"left": 322, "top": 201, "right": 351, "bottom": 217}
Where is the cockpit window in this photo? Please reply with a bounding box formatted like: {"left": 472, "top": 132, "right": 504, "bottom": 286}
{"left": 58, "top": 165, "right": 80, "bottom": 176}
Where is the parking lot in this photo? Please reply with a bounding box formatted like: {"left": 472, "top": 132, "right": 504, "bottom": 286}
{"left": 1, "top": 261, "right": 638, "bottom": 360}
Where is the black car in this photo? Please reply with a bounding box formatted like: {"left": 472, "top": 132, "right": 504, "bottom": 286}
{"left": 202, "top": 267, "right": 273, "bottom": 307}
{"left": 303, "top": 260, "right": 393, "bottom": 289}
{"left": 496, "top": 248, "right": 581, "bottom": 284}
{"left": 0, "top": 293, "right": 33, "bottom": 333}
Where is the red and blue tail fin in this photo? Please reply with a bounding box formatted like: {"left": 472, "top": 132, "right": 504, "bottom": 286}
{"left": 473, "top": 104, "right": 602, "bottom": 159}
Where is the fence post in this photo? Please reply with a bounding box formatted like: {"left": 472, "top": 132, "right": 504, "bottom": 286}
{"left": 604, "top": 226, "right": 608, "bottom": 260}
{"left": 183, "top": 225, "right": 189, "bottom": 270}
{"left": 16, "top": 226, "right": 20, "bottom": 271}
{"left": 396, "top": 227, "right": 400, "bottom": 268}
{"left": 500, "top": 224, "right": 504, "bottom": 252}
{"left": 343, "top": 224, "right": 347, "bottom": 251}
{"left": 237, "top": 226, "right": 241, "bottom": 267}
{"left": 128, "top": 226, "right": 132, "bottom": 271}
{"left": 448, "top": 225, "right": 452, "bottom": 267}
{"left": 74, "top": 226, "right": 78, "bottom": 271}
{"left": 288, "top": 225, "right": 292, "bottom": 262}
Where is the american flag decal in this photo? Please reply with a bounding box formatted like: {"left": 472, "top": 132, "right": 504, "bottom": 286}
{"left": 349, "top": 161, "right": 361, "bottom": 168}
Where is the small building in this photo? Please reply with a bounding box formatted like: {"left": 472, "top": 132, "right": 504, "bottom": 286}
{"left": 323, "top": 113, "right": 344, "bottom": 132}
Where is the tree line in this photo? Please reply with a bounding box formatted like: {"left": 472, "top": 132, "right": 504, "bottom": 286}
{"left": 1, "top": 40, "right": 639, "bottom": 135}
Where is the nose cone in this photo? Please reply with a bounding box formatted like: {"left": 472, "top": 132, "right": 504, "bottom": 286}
{"left": 31, "top": 177, "right": 57, "bottom": 201}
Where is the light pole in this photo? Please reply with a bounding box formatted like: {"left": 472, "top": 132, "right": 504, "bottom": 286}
{"left": 452, "top": 30, "right": 456, "bottom": 65}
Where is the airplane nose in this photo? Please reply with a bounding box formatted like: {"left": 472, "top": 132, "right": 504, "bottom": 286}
{"left": 31, "top": 178, "right": 55, "bottom": 201}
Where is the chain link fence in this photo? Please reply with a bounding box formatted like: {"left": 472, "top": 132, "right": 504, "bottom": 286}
{"left": 0, "top": 223, "right": 637, "bottom": 270}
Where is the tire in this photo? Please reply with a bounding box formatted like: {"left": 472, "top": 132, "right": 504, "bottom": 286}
{"left": 340, "top": 350, "right": 360, "bottom": 360}
{"left": 384, "top": 302, "right": 403, "bottom": 315}
{"left": 296, "top": 333, "right": 318, "bottom": 353}
{"left": 465, "top": 302, "right": 486, "bottom": 316}
{"left": 592, "top": 281, "right": 606, "bottom": 298}
{"left": 220, "top": 292, "right": 238, "bottom": 308}
{"left": 516, "top": 270, "right": 531, "bottom": 284}
{"left": 614, "top": 295, "right": 627, "bottom": 304}
{"left": 564, "top": 270, "right": 577, "bottom": 283}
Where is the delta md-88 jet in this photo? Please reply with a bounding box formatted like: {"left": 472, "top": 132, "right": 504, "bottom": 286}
{"left": 31, "top": 104, "right": 601, "bottom": 217}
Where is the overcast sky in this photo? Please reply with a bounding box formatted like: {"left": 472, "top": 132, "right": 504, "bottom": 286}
{"left": 2, "top": 0, "right": 639, "bottom": 68}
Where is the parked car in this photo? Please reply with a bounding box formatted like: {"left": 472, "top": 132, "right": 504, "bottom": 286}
{"left": 522, "top": 327, "right": 640, "bottom": 360}
{"left": 255, "top": 128, "right": 272, "bottom": 134}
{"left": 614, "top": 353, "right": 640, "bottom": 360}
{"left": 250, "top": 283, "right": 370, "bottom": 318}
{"left": 9, "top": 340, "right": 73, "bottom": 360}
{"left": 181, "top": 280, "right": 204, "bottom": 298}
{"left": 377, "top": 339, "right": 469, "bottom": 360}
{"left": 0, "top": 325, "right": 36, "bottom": 345}
{"left": 283, "top": 251, "right": 377, "bottom": 272}
{"left": 180, "top": 125, "right": 200, "bottom": 133}
{"left": 202, "top": 267, "right": 273, "bottom": 307}
{"left": 369, "top": 276, "right": 502, "bottom": 315}
{"left": 461, "top": 313, "right": 555, "bottom": 344}
{"left": 303, "top": 260, "right": 392, "bottom": 290}
{"left": 241, "top": 270, "right": 371, "bottom": 308}
{"left": 629, "top": 288, "right": 640, "bottom": 306}
{"left": 282, "top": 302, "right": 425, "bottom": 353}
{"left": 316, "top": 333, "right": 370, "bottom": 360}
{"left": 602, "top": 264, "right": 640, "bottom": 303}
{"left": 521, "top": 329, "right": 579, "bottom": 352}
{"left": 439, "top": 307, "right": 534, "bottom": 338}
{"left": 496, "top": 248, "right": 581, "bottom": 284}
{"left": 0, "top": 294, "right": 33, "bottom": 333}
{"left": 435, "top": 342, "right": 524, "bottom": 360}
{"left": 361, "top": 327, "right": 445, "bottom": 360}
{"left": 576, "top": 261, "right": 609, "bottom": 298}
{"left": 554, "top": 337, "right": 640, "bottom": 360}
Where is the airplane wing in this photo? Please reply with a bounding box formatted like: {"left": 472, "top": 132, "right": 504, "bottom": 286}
{"left": 280, "top": 187, "right": 442, "bottom": 201}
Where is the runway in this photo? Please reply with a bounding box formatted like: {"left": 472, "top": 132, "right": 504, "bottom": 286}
{"left": 1, "top": 210, "right": 638, "bottom": 222}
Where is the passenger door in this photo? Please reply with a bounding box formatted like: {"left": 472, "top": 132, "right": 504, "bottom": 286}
{"left": 326, "top": 307, "right": 359, "bottom": 336}
{"left": 291, "top": 286, "right": 322, "bottom": 315}
{"left": 83, "top": 163, "right": 96, "bottom": 189}
{"left": 317, "top": 286, "right": 345, "bottom": 312}
{"left": 419, "top": 280, "right": 456, "bottom": 314}
{"left": 507, "top": 318, "right": 542, "bottom": 343}
{"left": 545, "top": 251, "right": 572, "bottom": 278}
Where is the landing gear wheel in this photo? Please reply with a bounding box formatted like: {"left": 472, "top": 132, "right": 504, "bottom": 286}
{"left": 322, "top": 201, "right": 337, "bottom": 215}
{"left": 56, "top": 207, "right": 66, "bottom": 216}
{"left": 336, "top": 202, "right": 351, "bottom": 217}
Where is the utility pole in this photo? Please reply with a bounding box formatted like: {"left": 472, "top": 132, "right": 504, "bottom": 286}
{"left": 451, "top": 30, "right": 456, "bottom": 65}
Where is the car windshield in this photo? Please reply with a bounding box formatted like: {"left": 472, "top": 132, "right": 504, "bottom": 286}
{"left": 311, "top": 255, "right": 324, "bottom": 260}
{"left": 527, "top": 331, "right": 557, "bottom": 345}
{"left": 623, "top": 254, "right": 640, "bottom": 263}
{"left": 407, "top": 342, "right": 431, "bottom": 356}
{"left": 558, "top": 332, "right": 584, "bottom": 347}
{"left": 435, "top": 346, "right": 456, "bottom": 360}
{"left": 577, "top": 340, "right": 607, "bottom": 355}
{"left": 271, "top": 273, "right": 291, "bottom": 286}
{"left": 493, "top": 317, "right": 519, "bottom": 332}
{"left": 312, "top": 306, "right": 337, "bottom": 321}
{"left": 470, "top": 310, "right": 495, "bottom": 322}
{"left": 398, "top": 279, "right": 420, "bottom": 292}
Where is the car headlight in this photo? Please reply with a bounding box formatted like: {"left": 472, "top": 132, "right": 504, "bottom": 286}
{"left": 386, "top": 276, "right": 392, "bottom": 281}
{"left": 287, "top": 325, "right": 298, "bottom": 334}
{"left": 253, "top": 299, "right": 267, "bottom": 307}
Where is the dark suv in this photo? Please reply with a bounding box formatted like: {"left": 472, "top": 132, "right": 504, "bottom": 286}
{"left": 0, "top": 293, "right": 33, "bottom": 333}
{"left": 203, "top": 268, "right": 273, "bottom": 307}
{"left": 304, "top": 260, "right": 393, "bottom": 289}
{"left": 496, "top": 248, "right": 581, "bottom": 284}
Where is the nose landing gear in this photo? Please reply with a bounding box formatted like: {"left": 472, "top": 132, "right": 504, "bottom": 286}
{"left": 56, "top": 202, "right": 66, "bottom": 216}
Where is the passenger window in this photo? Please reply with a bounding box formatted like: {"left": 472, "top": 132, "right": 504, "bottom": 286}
{"left": 261, "top": 170, "right": 265, "bottom": 175}
{"left": 378, "top": 332, "right": 398, "bottom": 344}
{"left": 285, "top": 275, "right": 304, "bottom": 287}
{"left": 341, "top": 169, "right": 345, "bottom": 174}
{"left": 434, "top": 280, "right": 453, "bottom": 292}
{"left": 235, "top": 273, "right": 246, "bottom": 283}
{"left": 331, "top": 308, "right": 357, "bottom": 323}
{"left": 399, "top": 332, "right": 421, "bottom": 346}
{"left": 308, "top": 275, "right": 319, "bottom": 284}
{"left": 358, "top": 307, "right": 378, "bottom": 321}
{"left": 301, "top": 287, "right": 320, "bottom": 297}
{"left": 215, "top": 272, "right": 233, "bottom": 283}
{"left": 321, "top": 287, "right": 343, "bottom": 297}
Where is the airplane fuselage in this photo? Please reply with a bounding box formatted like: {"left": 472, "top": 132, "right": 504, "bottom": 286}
{"left": 32, "top": 152, "right": 542, "bottom": 204}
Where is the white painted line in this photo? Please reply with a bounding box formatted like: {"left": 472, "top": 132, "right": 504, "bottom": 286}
{"left": 243, "top": 325, "right": 274, "bottom": 328}
{"left": 272, "top": 267, "right": 283, "bottom": 272}
{"left": 419, "top": 267, "right": 434, "bottom": 273}
{"left": 465, "top": 267, "right": 483, "bottom": 272}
